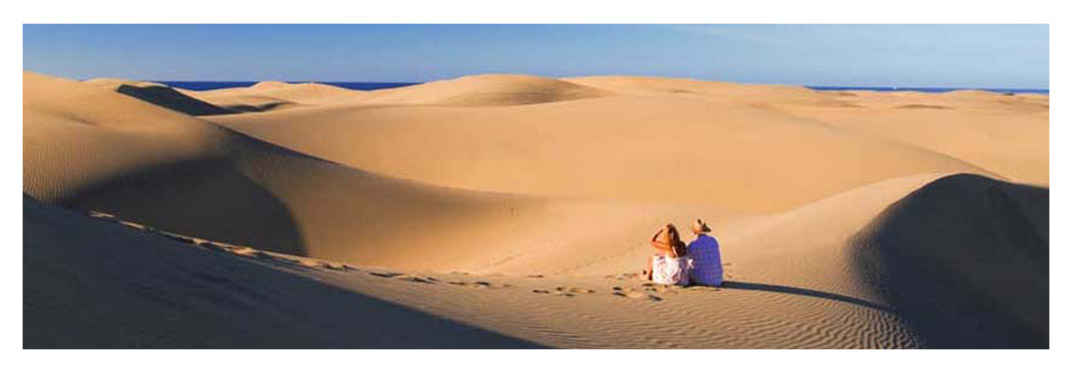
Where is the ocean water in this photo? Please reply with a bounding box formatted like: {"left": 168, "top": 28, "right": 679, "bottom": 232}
{"left": 157, "top": 81, "right": 1048, "bottom": 95}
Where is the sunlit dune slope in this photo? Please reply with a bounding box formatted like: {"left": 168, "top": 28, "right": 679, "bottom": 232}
{"left": 181, "top": 80, "right": 364, "bottom": 113}
{"left": 216, "top": 84, "right": 992, "bottom": 212}
{"left": 26, "top": 72, "right": 533, "bottom": 267}
{"left": 354, "top": 74, "right": 611, "bottom": 106}
{"left": 775, "top": 93, "right": 1049, "bottom": 185}
{"left": 22, "top": 71, "right": 1049, "bottom": 349}
{"left": 24, "top": 72, "right": 233, "bottom": 202}
{"left": 565, "top": 76, "right": 1049, "bottom": 185}
{"left": 25, "top": 172, "right": 1047, "bottom": 348}
{"left": 23, "top": 71, "right": 720, "bottom": 271}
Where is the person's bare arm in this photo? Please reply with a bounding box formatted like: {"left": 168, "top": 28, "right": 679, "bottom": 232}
{"left": 649, "top": 229, "right": 673, "bottom": 254}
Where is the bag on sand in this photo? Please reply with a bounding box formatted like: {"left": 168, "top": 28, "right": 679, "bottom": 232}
{"left": 651, "top": 254, "right": 691, "bottom": 286}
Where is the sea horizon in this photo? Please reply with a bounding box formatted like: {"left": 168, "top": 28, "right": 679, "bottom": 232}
{"left": 152, "top": 80, "right": 1050, "bottom": 95}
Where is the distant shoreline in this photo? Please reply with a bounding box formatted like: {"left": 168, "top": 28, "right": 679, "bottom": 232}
{"left": 152, "top": 80, "right": 1049, "bottom": 95}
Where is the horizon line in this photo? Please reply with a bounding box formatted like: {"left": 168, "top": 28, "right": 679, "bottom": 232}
{"left": 143, "top": 78, "right": 1050, "bottom": 91}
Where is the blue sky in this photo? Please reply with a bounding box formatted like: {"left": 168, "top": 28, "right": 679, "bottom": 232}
{"left": 23, "top": 24, "right": 1048, "bottom": 88}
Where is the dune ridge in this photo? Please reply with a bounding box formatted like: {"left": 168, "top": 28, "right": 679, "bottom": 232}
{"left": 84, "top": 78, "right": 236, "bottom": 115}
{"left": 23, "top": 71, "right": 1048, "bottom": 348}
{"left": 25, "top": 72, "right": 724, "bottom": 271}
{"left": 23, "top": 196, "right": 540, "bottom": 348}
{"left": 355, "top": 74, "right": 611, "bottom": 106}
{"left": 180, "top": 80, "right": 364, "bottom": 113}
{"left": 28, "top": 172, "right": 1045, "bottom": 348}
{"left": 850, "top": 174, "right": 1048, "bottom": 348}
{"left": 214, "top": 92, "right": 993, "bottom": 212}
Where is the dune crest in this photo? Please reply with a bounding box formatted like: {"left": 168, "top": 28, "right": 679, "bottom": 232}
{"left": 24, "top": 196, "right": 539, "bottom": 348}
{"left": 181, "top": 80, "right": 364, "bottom": 113}
{"left": 25, "top": 71, "right": 711, "bottom": 271}
{"left": 84, "top": 78, "right": 236, "bottom": 116}
{"left": 23, "top": 71, "right": 1048, "bottom": 349}
{"left": 357, "top": 74, "right": 611, "bottom": 106}
{"left": 216, "top": 91, "right": 993, "bottom": 212}
{"left": 850, "top": 174, "right": 1048, "bottom": 348}
{"left": 28, "top": 172, "right": 1046, "bottom": 348}
{"left": 23, "top": 72, "right": 232, "bottom": 201}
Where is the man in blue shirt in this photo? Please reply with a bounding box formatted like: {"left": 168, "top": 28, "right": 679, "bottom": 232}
{"left": 687, "top": 219, "right": 723, "bottom": 286}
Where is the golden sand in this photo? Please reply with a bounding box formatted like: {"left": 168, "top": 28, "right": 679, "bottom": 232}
{"left": 23, "top": 72, "right": 1048, "bottom": 348}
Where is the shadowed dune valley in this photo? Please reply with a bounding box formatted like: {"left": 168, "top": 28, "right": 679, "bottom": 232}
{"left": 19, "top": 23, "right": 1053, "bottom": 353}
{"left": 22, "top": 70, "right": 1049, "bottom": 349}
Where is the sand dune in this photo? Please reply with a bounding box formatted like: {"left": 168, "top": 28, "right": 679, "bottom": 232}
{"left": 215, "top": 90, "right": 992, "bottom": 212}
{"left": 84, "top": 78, "right": 235, "bottom": 115}
{"left": 356, "top": 74, "right": 610, "bottom": 106}
{"left": 556, "top": 77, "right": 1049, "bottom": 185}
{"left": 24, "top": 72, "right": 722, "bottom": 271}
{"left": 776, "top": 97, "right": 1049, "bottom": 185}
{"left": 22, "top": 71, "right": 1048, "bottom": 348}
{"left": 24, "top": 72, "right": 232, "bottom": 202}
{"left": 25, "top": 172, "right": 1046, "bottom": 348}
{"left": 563, "top": 75, "right": 865, "bottom": 109}
{"left": 851, "top": 174, "right": 1048, "bottom": 348}
{"left": 24, "top": 196, "right": 538, "bottom": 348}
{"left": 26, "top": 72, "right": 551, "bottom": 266}
{"left": 181, "top": 80, "right": 364, "bottom": 113}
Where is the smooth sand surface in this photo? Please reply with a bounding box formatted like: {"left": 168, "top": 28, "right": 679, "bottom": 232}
{"left": 181, "top": 80, "right": 365, "bottom": 113}
{"left": 23, "top": 72, "right": 1048, "bottom": 348}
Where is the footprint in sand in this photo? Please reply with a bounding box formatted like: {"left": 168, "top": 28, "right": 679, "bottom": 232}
{"left": 532, "top": 289, "right": 574, "bottom": 297}
{"left": 117, "top": 220, "right": 155, "bottom": 232}
{"left": 530, "top": 286, "right": 594, "bottom": 297}
{"left": 448, "top": 280, "right": 506, "bottom": 289}
{"left": 198, "top": 241, "right": 233, "bottom": 254}
{"left": 397, "top": 275, "right": 439, "bottom": 284}
{"left": 611, "top": 273, "right": 643, "bottom": 281}
{"left": 370, "top": 272, "right": 436, "bottom": 284}
{"left": 612, "top": 290, "right": 662, "bottom": 302}
{"left": 556, "top": 286, "right": 595, "bottom": 294}
{"left": 87, "top": 210, "right": 362, "bottom": 274}
{"left": 158, "top": 232, "right": 198, "bottom": 245}
{"left": 268, "top": 256, "right": 343, "bottom": 271}
{"left": 87, "top": 211, "right": 116, "bottom": 220}
{"left": 295, "top": 259, "right": 328, "bottom": 268}
{"left": 229, "top": 247, "right": 274, "bottom": 260}
{"left": 640, "top": 283, "right": 679, "bottom": 294}
{"left": 317, "top": 262, "right": 352, "bottom": 271}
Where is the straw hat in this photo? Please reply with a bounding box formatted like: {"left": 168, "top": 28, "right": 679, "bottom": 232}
{"left": 691, "top": 219, "right": 711, "bottom": 234}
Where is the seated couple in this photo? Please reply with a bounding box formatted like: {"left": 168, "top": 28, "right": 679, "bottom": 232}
{"left": 643, "top": 219, "right": 723, "bottom": 287}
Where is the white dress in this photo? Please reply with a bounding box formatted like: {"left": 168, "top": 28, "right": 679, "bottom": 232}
{"left": 651, "top": 254, "right": 692, "bottom": 286}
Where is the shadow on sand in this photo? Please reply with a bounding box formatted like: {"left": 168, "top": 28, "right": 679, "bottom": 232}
{"left": 720, "top": 281, "right": 894, "bottom": 313}
{"left": 25, "top": 196, "right": 543, "bottom": 348}
{"left": 62, "top": 156, "right": 309, "bottom": 257}
{"left": 849, "top": 174, "right": 1048, "bottom": 348}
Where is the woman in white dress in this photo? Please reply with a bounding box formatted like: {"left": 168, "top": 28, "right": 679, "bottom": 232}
{"left": 643, "top": 223, "right": 691, "bottom": 286}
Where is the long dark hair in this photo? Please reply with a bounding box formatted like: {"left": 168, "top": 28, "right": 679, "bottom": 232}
{"left": 665, "top": 224, "right": 687, "bottom": 257}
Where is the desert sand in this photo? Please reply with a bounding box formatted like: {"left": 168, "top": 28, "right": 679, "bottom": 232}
{"left": 23, "top": 72, "right": 1048, "bottom": 348}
